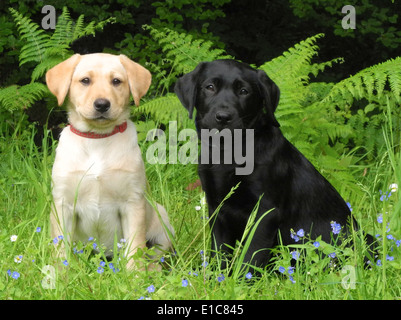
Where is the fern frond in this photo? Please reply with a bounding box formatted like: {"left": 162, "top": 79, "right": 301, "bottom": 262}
{"left": 322, "top": 56, "right": 401, "bottom": 105}
{"left": 135, "top": 94, "right": 195, "bottom": 130}
{"left": 0, "top": 83, "right": 49, "bottom": 111}
{"left": 260, "top": 33, "right": 325, "bottom": 84}
{"left": 10, "top": 8, "right": 51, "bottom": 66}
{"left": 31, "top": 56, "right": 66, "bottom": 82}
{"left": 145, "top": 25, "right": 232, "bottom": 74}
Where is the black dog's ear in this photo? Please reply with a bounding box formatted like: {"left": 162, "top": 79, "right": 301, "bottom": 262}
{"left": 256, "top": 69, "right": 280, "bottom": 127}
{"left": 174, "top": 62, "right": 205, "bottom": 119}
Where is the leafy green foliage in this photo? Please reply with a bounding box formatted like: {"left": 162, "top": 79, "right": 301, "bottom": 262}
{"left": 143, "top": 25, "right": 232, "bottom": 95}
{"left": 0, "top": 83, "right": 49, "bottom": 112}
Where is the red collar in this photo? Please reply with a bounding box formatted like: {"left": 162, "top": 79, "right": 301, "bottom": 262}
{"left": 69, "top": 121, "right": 128, "bottom": 139}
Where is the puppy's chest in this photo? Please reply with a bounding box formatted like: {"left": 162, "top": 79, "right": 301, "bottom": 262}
{"left": 53, "top": 142, "right": 144, "bottom": 205}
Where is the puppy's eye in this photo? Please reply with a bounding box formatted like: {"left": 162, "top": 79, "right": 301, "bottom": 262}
{"left": 239, "top": 88, "right": 249, "bottom": 95}
{"left": 112, "top": 78, "right": 122, "bottom": 86}
{"left": 80, "top": 78, "right": 90, "bottom": 85}
{"left": 206, "top": 84, "right": 215, "bottom": 92}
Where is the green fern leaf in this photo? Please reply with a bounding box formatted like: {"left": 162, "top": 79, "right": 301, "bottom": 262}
{"left": 0, "top": 83, "right": 49, "bottom": 111}
{"left": 135, "top": 94, "right": 195, "bottom": 130}
{"left": 10, "top": 8, "right": 51, "bottom": 66}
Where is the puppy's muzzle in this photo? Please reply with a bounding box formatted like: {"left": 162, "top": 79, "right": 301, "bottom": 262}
{"left": 94, "top": 98, "right": 111, "bottom": 113}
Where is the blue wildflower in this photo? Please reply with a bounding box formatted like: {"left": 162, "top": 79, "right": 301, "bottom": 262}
{"left": 97, "top": 267, "right": 104, "bottom": 274}
{"left": 217, "top": 274, "right": 225, "bottom": 282}
{"left": 380, "top": 190, "right": 391, "bottom": 201}
{"left": 147, "top": 285, "right": 155, "bottom": 293}
{"left": 99, "top": 261, "right": 106, "bottom": 267}
{"left": 11, "top": 271, "right": 20, "bottom": 280}
{"left": 287, "top": 266, "right": 295, "bottom": 275}
{"left": 328, "top": 252, "right": 336, "bottom": 258}
{"left": 291, "top": 251, "right": 300, "bottom": 260}
{"left": 377, "top": 214, "right": 383, "bottom": 224}
{"left": 330, "top": 221, "right": 342, "bottom": 234}
{"left": 377, "top": 259, "right": 382, "bottom": 266}
{"left": 289, "top": 276, "right": 296, "bottom": 284}
{"left": 313, "top": 241, "right": 320, "bottom": 248}
{"left": 182, "top": 279, "right": 189, "bottom": 287}
{"left": 290, "top": 228, "right": 304, "bottom": 242}
{"left": 36, "top": 227, "right": 41, "bottom": 232}
{"left": 245, "top": 272, "right": 252, "bottom": 280}
{"left": 386, "top": 255, "right": 394, "bottom": 261}
{"left": 278, "top": 266, "right": 286, "bottom": 274}
{"left": 63, "top": 259, "right": 69, "bottom": 266}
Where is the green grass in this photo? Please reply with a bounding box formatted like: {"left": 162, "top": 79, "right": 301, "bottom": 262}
{"left": 1, "top": 118, "right": 401, "bottom": 300}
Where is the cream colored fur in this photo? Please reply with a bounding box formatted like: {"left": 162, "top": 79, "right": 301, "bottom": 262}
{"left": 46, "top": 53, "right": 174, "bottom": 269}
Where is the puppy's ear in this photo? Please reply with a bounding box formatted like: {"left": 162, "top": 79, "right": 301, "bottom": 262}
{"left": 46, "top": 54, "right": 81, "bottom": 106}
{"left": 256, "top": 69, "right": 280, "bottom": 127}
{"left": 119, "top": 55, "right": 152, "bottom": 106}
{"left": 174, "top": 62, "right": 205, "bottom": 119}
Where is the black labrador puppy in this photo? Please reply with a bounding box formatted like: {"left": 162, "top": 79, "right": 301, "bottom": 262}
{"left": 175, "top": 59, "right": 371, "bottom": 269}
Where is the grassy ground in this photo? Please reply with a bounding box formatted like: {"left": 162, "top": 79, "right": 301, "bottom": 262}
{"left": 1, "top": 120, "right": 401, "bottom": 300}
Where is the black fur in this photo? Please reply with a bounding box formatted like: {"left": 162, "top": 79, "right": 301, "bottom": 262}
{"left": 175, "top": 60, "right": 373, "bottom": 268}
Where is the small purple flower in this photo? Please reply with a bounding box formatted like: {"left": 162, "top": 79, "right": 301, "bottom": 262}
{"left": 377, "top": 214, "right": 383, "bottom": 224}
{"left": 147, "top": 285, "right": 155, "bottom": 293}
{"left": 217, "top": 274, "right": 225, "bottom": 282}
{"left": 330, "top": 221, "right": 342, "bottom": 235}
{"left": 291, "top": 251, "right": 300, "bottom": 260}
{"left": 386, "top": 255, "right": 394, "bottom": 261}
{"left": 290, "top": 228, "right": 304, "bottom": 242}
{"left": 278, "top": 266, "right": 286, "bottom": 274}
{"left": 36, "top": 227, "right": 41, "bottom": 232}
{"left": 380, "top": 190, "right": 391, "bottom": 201}
{"left": 287, "top": 266, "right": 295, "bottom": 275}
{"left": 63, "top": 259, "right": 69, "bottom": 266}
{"left": 182, "top": 279, "right": 189, "bottom": 287}
{"left": 245, "top": 272, "right": 252, "bottom": 280}
{"left": 328, "top": 252, "right": 336, "bottom": 258}
{"left": 97, "top": 267, "right": 104, "bottom": 274}
{"left": 11, "top": 271, "right": 20, "bottom": 280}
{"left": 289, "top": 276, "right": 296, "bottom": 284}
{"left": 313, "top": 241, "right": 320, "bottom": 248}
{"left": 297, "top": 229, "right": 304, "bottom": 237}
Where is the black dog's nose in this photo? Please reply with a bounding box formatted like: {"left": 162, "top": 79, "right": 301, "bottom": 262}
{"left": 94, "top": 98, "right": 111, "bottom": 113}
{"left": 215, "top": 111, "right": 232, "bottom": 124}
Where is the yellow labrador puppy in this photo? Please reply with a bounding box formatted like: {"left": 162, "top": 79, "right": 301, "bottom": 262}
{"left": 46, "top": 53, "right": 174, "bottom": 269}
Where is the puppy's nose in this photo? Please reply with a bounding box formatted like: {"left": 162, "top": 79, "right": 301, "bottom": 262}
{"left": 215, "top": 111, "right": 232, "bottom": 124}
{"left": 94, "top": 98, "right": 110, "bottom": 113}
